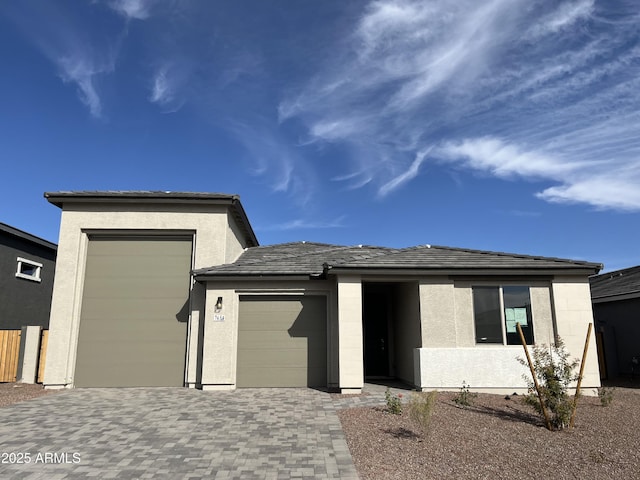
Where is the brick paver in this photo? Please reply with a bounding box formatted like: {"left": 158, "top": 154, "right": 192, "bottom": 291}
{"left": 0, "top": 387, "right": 363, "bottom": 479}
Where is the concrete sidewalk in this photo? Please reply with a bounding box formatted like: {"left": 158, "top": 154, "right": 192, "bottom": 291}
{"left": 0, "top": 387, "right": 362, "bottom": 479}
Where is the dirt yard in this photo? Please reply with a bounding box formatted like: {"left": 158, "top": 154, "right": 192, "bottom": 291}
{"left": 339, "top": 388, "right": 640, "bottom": 479}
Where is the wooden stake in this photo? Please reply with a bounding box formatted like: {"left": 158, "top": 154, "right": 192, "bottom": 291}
{"left": 517, "top": 322, "right": 553, "bottom": 431}
{"left": 569, "top": 322, "right": 592, "bottom": 428}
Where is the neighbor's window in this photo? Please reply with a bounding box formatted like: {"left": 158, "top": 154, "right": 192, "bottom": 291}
{"left": 473, "top": 286, "right": 533, "bottom": 345}
{"left": 15, "top": 257, "right": 42, "bottom": 282}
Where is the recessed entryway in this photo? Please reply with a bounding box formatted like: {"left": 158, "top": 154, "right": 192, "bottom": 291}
{"left": 362, "top": 282, "right": 421, "bottom": 385}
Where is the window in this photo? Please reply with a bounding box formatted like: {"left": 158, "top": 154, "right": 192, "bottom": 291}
{"left": 472, "top": 286, "right": 533, "bottom": 345}
{"left": 15, "top": 257, "right": 42, "bottom": 282}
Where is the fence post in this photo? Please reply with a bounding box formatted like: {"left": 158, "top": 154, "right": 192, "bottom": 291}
{"left": 17, "top": 326, "right": 43, "bottom": 384}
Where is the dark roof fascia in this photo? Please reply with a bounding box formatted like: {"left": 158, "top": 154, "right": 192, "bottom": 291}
{"left": 44, "top": 191, "right": 258, "bottom": 247}
{"left": 0, "top": 222, "right": 57, "bottom": 251}
{"left": 324, "top": 266, "right": 600, "bottom": 277}
{"left": 592, "top": 290, "right": 640, "bottom": 303}
{"left": 194, "top": 274, "right": 316, "bottom": 283}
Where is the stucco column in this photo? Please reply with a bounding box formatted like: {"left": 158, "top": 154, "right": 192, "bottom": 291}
{"left": 201, "top": 286, "right": 237, "bottom": 390}
{"left": 337, "top": 276, "right": 364, "bottom": 393}
{"left": 551, "top": 276, "right": 601, "bottom": 390}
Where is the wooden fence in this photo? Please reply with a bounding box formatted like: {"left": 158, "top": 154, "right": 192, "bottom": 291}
{"left": 37, "top": 330, "right": 49, "bottom": 383}
{"left": 0, "top": 329, "right": 49, "bottom": 383}
{"left": 0, "top": 330, "right": 21, "bottom": 382}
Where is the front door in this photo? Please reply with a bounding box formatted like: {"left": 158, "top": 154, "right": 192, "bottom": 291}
{"left": 363, "top": 287, "right": 389, "bottom": 377}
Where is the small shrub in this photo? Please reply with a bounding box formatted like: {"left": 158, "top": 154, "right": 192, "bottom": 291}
{"left": 385, "top": 387, "right": 403, "bottom": 415}
{"left": 408, "top": 391, "right": 438, "bottom": 435}
{"left": 518, "top": 336, "right": 579, "bottom": 430}
{"left": 596, "top": 386, "right": 615, "bottom": 406}
{"left": 453, "top": 381, "right": 477, "bottom": 407}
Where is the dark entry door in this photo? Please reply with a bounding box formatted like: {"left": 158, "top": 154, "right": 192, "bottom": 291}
{"left": 363, "top": 287, "right": 389, "bottom": 377}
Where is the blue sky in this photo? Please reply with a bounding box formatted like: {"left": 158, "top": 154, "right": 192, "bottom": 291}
{"left": 1, "top": 0, "right": 638, "bottom": 272}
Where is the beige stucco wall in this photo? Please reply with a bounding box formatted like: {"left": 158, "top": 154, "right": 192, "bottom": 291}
{"left": 44, "top": 203, "right": 249, "bottom": 388}
{"left": 200, "top": 280, "right": 335, "bottom": 390}
{"left": 416, "top": 276, "right": 599, "bottom": 393}
{"left": 420, "top": 279, "right": 456, "bottom": 347}
{"left": 551, "top": 276, "right": 600, "bottom": 390}
{"left": 392, "top": 282, "right": 421, "bottom": 384}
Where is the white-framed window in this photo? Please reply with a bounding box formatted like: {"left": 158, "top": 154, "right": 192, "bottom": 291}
{"left": 472, "top": 285, "right": 534, "bottom": 345}
{"left": 15, "top": 257, "right": 43, "bottom": 282}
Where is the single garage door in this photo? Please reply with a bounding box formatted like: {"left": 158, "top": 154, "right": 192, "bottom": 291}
{"left": 74, "top": 236, "right": 192, "bottom": 387}
{"left": 237, "top": 296, "right": 327, "bottom": 387}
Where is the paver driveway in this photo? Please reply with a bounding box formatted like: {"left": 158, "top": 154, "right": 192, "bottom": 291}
{"left": 0, "top": 387, "right": 360, "bottom": 479}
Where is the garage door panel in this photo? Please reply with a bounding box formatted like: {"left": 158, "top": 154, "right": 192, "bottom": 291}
{"left": 238, "top": 331, "right": 310, "bottom": 349}
{"left": 238, "top": 348, "right": 312, "bottom": 367}
{"left": 81, "top": 276, "right": 189, "bottom": 296}
{"left": 74, "top": 236, "right": 191, "bottom": 388}
{"left": 237, "top": 296, "right": 327, "bottom": 388}
{"left": 79, "top": 297, "right": 188, "bottom": 317}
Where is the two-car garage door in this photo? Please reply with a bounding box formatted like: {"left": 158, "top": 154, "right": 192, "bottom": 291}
{"left": 237, "top": 296, "right": 327, "bottom": 388}
{"left": 74, "top": 236, "right": 192, "bottom": 388}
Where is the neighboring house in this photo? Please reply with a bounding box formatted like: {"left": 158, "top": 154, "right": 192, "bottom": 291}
{"left": 0, "top": 222, "right": 57, "bottom": 330}
{"left": 590, "top": 266, "right": 640, "bottom": 380}
{"left": 43, "top": 191, "right": 602, "bottom": 394}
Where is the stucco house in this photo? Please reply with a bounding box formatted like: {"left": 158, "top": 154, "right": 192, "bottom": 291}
{"left": 590, "top": 265, "right": 640, "bottom": 380}
{"left": 0, "top": 222, "right": 57, "bottom": 330}
{"left": 43, "top": 191, "right": 602, "bottom": 394}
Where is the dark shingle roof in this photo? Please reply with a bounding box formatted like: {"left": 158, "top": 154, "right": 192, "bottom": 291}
{"left": 331, "top": 244, "right": 600, "bottom": 270}
{"left": 44, "top": 190, "right": 258, "bottom": 247}
{"left": 590, "top": 265, "right": 640, "bottom": 300}
{"left": 194, "top": 242, "right": 394, "bottom": 277}
{"left": 0, "top": 222, "right": 57, "bottom": 251}
{"left": 195, "top": 242, "right": 602, "bottom": 279}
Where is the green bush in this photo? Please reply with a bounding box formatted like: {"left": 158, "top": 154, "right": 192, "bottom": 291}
{"left": 385, "top": 387, "right": 403, "bottom": 415}
{"left": 453, "top": 381, "right": 477, "bottom": 407}
{"left": 408, "top": 391, "right": 438, "bottom": 434}
{"left": 518, "top": 336, "right": 579, "bottom": 430}
{"left": 596, "top": 386, "right": 615, "bottom": 407}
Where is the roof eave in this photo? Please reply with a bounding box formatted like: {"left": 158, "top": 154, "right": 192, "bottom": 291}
{"left": 592, "top": 290, "right": 640, "bottom": 303}
{"left": 324, "top": 266, "right": 602, "bottom": 277}
{"left": 0, "top": 222, "right": 57, "bottom": 251}
{"left": 44, "top": 191, "right": 258, "bottom": 248}
{"left": 194, "top": 273, "right": 319, "bottom": 282}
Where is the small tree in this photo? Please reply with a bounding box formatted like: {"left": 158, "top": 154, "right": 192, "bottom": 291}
{"left": 408, "top": 391, "right": 438, "bottom": 435}
{"left": 518, "top": 337, "right": 579, "bottom": 430}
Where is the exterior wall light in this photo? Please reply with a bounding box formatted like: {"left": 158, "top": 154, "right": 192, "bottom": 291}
{"left": 215, "top": 297, "right": 223, "bottom": 311}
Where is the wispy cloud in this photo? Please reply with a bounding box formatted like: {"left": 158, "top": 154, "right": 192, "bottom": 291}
{"left": 148, "top": 63, "right": 189, "bottom": 113}
{"left": 228, "top": 121, "right": 317, "bottom": 206}
{"left": 2, "top": 3, "right": 121, "bottom": 118}
{"left": 109, "top": 0, "right": 153, "bottom": 20}
{"left": 525, "top": 0, "right": 594, "bottom": 38}
{"left": 378, "top": 147, "right": 431, "bottom": 197}
{"left": 56, "top": 53, "right": 114, "bottom": 118}
{"left": 279, "top": 0, "right": 640, "bottom": 210}
{"left": 258, "top": 216, "right": 347, "bottom": 232}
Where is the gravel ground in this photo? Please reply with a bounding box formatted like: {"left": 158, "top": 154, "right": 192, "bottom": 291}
{"left": 3, "top": 383, "right": 638, "bottom": 479}
{"left": 0, "top": 383, "right": 55, "bottom": 408}
{"left": 338, "top": 389, "right": 640, "bottom": 480}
